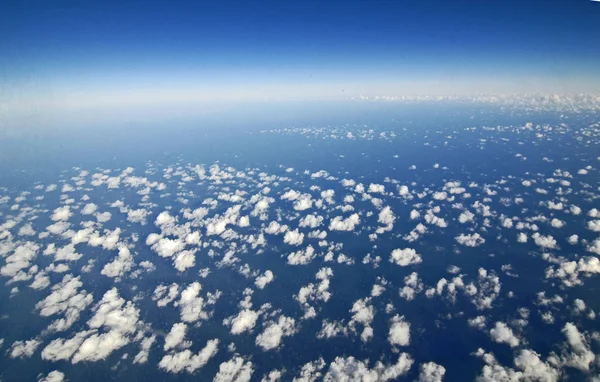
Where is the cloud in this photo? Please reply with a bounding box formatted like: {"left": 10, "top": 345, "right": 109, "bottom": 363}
{"left": 388, "top": 315, "right": 410, "bottom": 346}
{"left": 153, "top": 283, "right": 180, "bottom": 307}
{"left": 284, "top": 229, "right": 305, "bottom": 246}
{"left": 158, "top": 339, "right": 219, "bottom": 374}
{"left": 455, "top": 233, "right": 485, "bottom": 247}
{"left": 323, "top": 353, "right": 413, "bottom": 381}
{"left": 35, "top": 274, "right": 93, "bottom": 332}
{"left": 214, "top": 356, "right": 254, "bottom": 382}
{"left": 416, "top": 362, "right": 446, "bottom": 382}
{"left": 367, "top": 184, "right": 385, "bottom": 194}
{"left": 101, "top": 246, "right": 134, "bottom": 278}
{"left": 9, "top": 338, "right": 41, "bottom": 358}
{"left": 38, "top": 371, "right": 66, "bottom": 382}
{"left": 255, "top": 315, "right": 297, "bottom": 351}
{"left": 164, "top": 322, "right": 190, "bottom": 351}
{"left": 81, "top": 203, "right": 98, "bottom": 215}
{"left": 71, "top": 331, "right": 129, "bottom": 363}
{"left": 389, "top": 248, "right": 422, "bottom": 267}
{"left": 329, "top": 213, "right": 360, "bottom": 231}
{"left": 51, "top": 206, "right": 72, "bottom": 221}
{"left": 490, "top": 322, "right": 520, "bottom": 347}
{"left": 175, "top": 282, "right": 219, "bottom": 323}
{"left": 41, "top": 330, "right": 95, "bottom": 361}
{"left": 255, "top": 270, "right": 274, "bottom": 289}
{"left": 226, "top": 309, "right": 259, "bottom": 335}
{"left": 287, "top": 245, "right": 317, "bottom": 265}
{"left": 299, "top": 214, "right": 324, "bottom": 228}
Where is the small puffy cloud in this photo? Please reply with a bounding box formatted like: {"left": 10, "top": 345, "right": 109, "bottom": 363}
{"left": 294, "top": 195, "right": 313, "bottom": 211}
{"left": 390, "top": 248, "right": 422, "bottom": 267}
{"left": 416, "top": 362, "right": 446, "bottom": 382}
{"left": 214, "top": 356, "right": 254, "bottom": 382}
{"left": 127, "top": 209, "right": 150, "bottom": 224}
{"left": 173, "top": 250, "right": 197, "bottom": 272}
{"left": 587, "top": 220, "right": 600, "bottom": 232}
{"left": 101, "top": 246, "right": 134, "bottom": 279}
{"left": 158, "top": 339, "right": 219, "bottom": 374}
{"left": 255, "top": 270, "right": 274, "bottom": 289}
{"left": 38, "top": 370, "right": 66, "bottom": 382}
{"left": 164, "top": 322, "right": 190, "bottom": 351}
{"left": 329, "top": 213, "right": 360, "bottom": 231}
{"left": 490, "top": 322, "right": 520, "bottom": 347}
{"left": 51, "top": 206, "right": 72, "bottom": 221}
{"left": 226, "top": 309, "right": 259, "bottom": 335}
{"left": 10, "top": 338, "right": 41, "bottom": 358}
{"left": 299, "top": 214, "right": 324, "bottom": 228}
{"left": 388, "top": 315, "right": 410, "bottom": 347}
{"left": 455, "top": 233, "right": 485, "bottom": 247}
{"left": 176, "top": 282, "right": 218, "bottom": 323}
{"left": 284, "top": 229, "right": 305, "bottom": 246}
{"left": 324, "top": 353, "right": 413, "bottom": 381}
{"left": 255, "top": 316, "right": 297, "bottom": 351}
{"left": 81, "top": 203, "right": 98, "bottom": 215}
{"left": 367, "top": 183, "right": 385, "bottom": 194}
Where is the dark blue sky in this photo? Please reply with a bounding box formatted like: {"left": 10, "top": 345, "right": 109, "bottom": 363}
{"left": 2, "top": 0, "right": 600, "bottom": 107}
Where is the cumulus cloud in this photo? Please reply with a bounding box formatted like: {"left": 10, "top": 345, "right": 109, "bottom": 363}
{"left": 490, "top": 322, "right": 520, "bottom": 347}
{"left": 389, "top": 248, "right": 422, "bottom": 267}
{"left": 284, "top": 229, "right": 305, "bottom": 246}
{"left": 388, "top": 315, "right": 410, "bottom": 347}
{"left": 214, "top": 356, "right": 254, "bottom": 382}
{"left": 159, "top": 339, "right": 219, "bottom": 374}
{"left": 101, "top": 246, "right": 134, "bottom": 279}
{"left": 255, "top": 315, "right": 297, "bottom": 351}
{"left": 10, "top": 338, "right": 41, "bottom": 358}
{"left": 416, "top": 362, "right": 446, "bottom": 382}
{"left": 255, "top": 270, "right": 274, "bottom": 289}
{"left": 35, "top": 274, "right": 93, "bottom": 332}
{"left": 164, "top": 322, "right": 191, "bottom": 351}
{"left": 324, "top": 353, "right": 413, "bottom": 381}
{"left": 455, "top": 233, "right": 485, "bottom": 247}
{"left": 329, "top": 213, "right": 360, "bottom": 231}
{"left": 226, "top": 309, "right": 259, "bottom": 335}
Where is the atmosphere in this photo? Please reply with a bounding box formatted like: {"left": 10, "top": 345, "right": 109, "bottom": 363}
{"left": 2, "top": 0, "right": 600, "bottom": 111}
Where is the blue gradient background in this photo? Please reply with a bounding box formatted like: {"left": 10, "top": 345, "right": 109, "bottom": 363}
{"left": 1, "top": 0, "right": 600, "bottom": 111}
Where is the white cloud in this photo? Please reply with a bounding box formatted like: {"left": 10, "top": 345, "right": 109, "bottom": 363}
{"left": 255, "top": 270, "right": 274, "bottom": 289}
{"left": 158, "top": 339, "right": 219, "bottom": 374}
{"left": 367, "top": 183, "right": 385, "bottom": 194}
{"left": 164, "top": 322, "right": 190, "bottom": 351}
{"left": 175, "top": 282, "right": 218, "bottom": 322}
{"left": 284, "top": 229, "right": 305, "bottom": 246}
{"left": 255, "top": 315, "right": 297, "bottom": 351}
{"left": 490, "top": 322, "right": 520, "bottom": 347}
{"left": 51, "top": 206, "right": 72, "bottom": 221}
{"left": 101, "top": 246, "right": 134, "bottom": 278}
{"left": 173, "top": 249, "right": 197, "bottom": 272}
{"left": 81, "top": 203, "right": 98, "bottom": 215}
{"left": 10, "top": 338, "right": 41, "bottom": 358}
{"left": 38, "top": 370, "right": 66, "bottom": 382}
{"left": 127, "top": 209, "right": 150, "bottom": 224}
{"left": 227, "top": 309, "right": 259, "bottom": 335}
{"left": 299, "top": 214, "right": 324, "bottom": 228}
{"left": 416, "top": 362, "right": 446, "bottom": 382}
{"left": 455, "top": 233, "right": 485, "bottom": 247}
{"left": 389, "top": 248, "right": 422, "bottom": 267}
{"left": 35, "top": 274, "right": 93, "bottom": 332}
{"left": 329, "top": 213, "right": 360, "bottom": 231}
{"left": 214, "top": 356, "right": 254, "bottom": 382}
{"left": 388, "top": 315, "right": 410, "bottom": 346}
{"left": 324, "top": 353, "right": 413, "bottom": 381}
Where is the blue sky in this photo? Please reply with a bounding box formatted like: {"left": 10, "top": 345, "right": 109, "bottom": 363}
{"left": 2, "top": 0, "right": 600, "bottom": 109}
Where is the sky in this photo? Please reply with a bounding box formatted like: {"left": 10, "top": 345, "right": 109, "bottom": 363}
{"left": 1, "top": 0, "right": 600, "bottom": 111}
